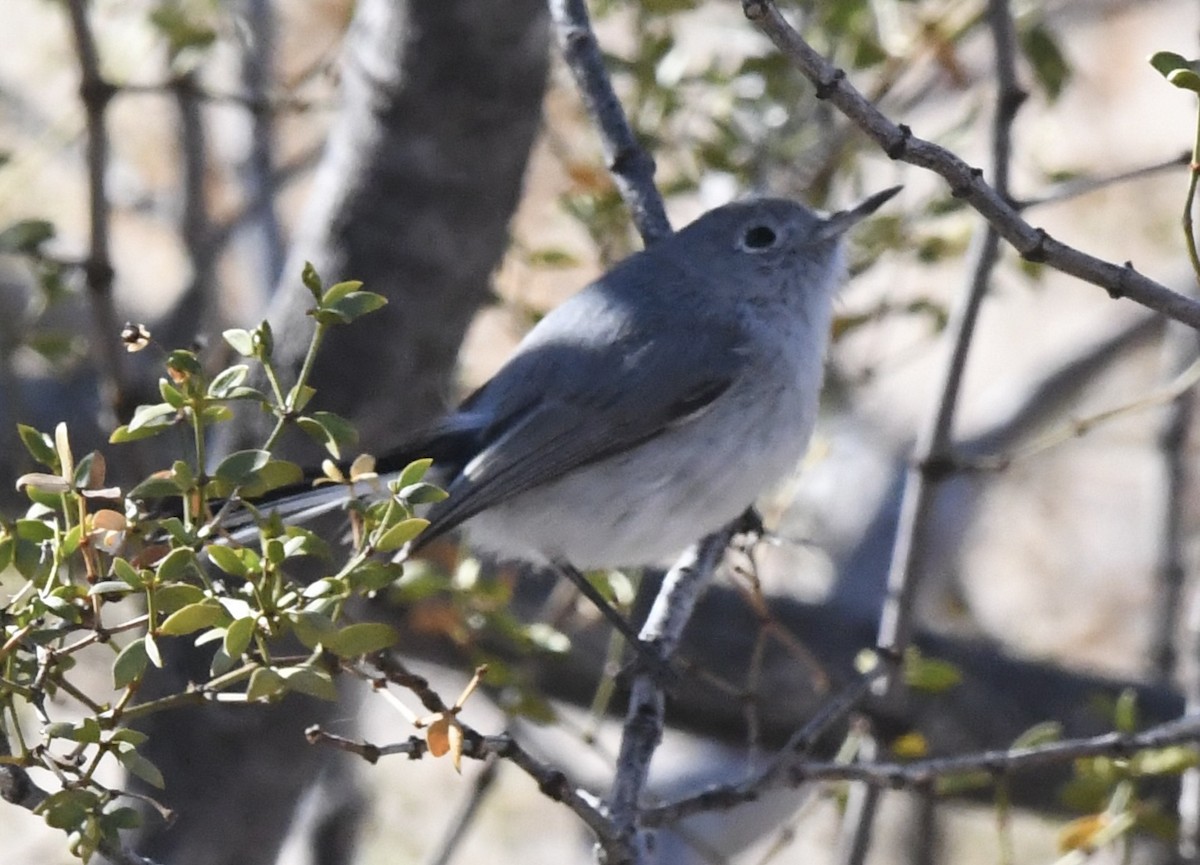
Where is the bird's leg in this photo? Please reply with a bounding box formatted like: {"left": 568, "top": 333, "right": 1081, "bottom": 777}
{"left": 552, "top": 561, "right": 676, "bottom": 684}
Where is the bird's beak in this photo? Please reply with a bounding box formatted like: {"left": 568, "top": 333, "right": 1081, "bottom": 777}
{"left": 815, "top": 185, "right": 902, "bottom": 242}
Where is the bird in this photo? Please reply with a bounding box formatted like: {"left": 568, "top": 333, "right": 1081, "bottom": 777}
{"left": 236, "top": 188, "right": 900, "bottom": 574}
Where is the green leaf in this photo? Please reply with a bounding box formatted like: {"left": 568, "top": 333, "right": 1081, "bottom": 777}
{"left": 1115, "top": 688, "right": 1138, "bottom": 733}
{"left": 200, "top": 404, "right": 235, "bottom": 426}
{"left": 125, "top": 402, "right": 178, "bottom": 434}
{"left": 288, "top": 610, "right": 338, "bottom": 650}
{"left": 213, "top": 449, "right": 272, "bottom": 485}
{"left": 327, "top": 622, "right": 399, "bottom": 658}
{"left": 247, "top": 666, "right": 287, "bottom": 701}
{"left": 373, "top": 518, "right": 428, "bottom": 553}
{"left": 16, "top": 518, "right": 55, "bottom": 542}
{"left": 207, "top": 365, "right": 250, "bottom": 399}
{"left": 153, "top": 582, "right": 205, "bottom": 614}
{"left": 395, "top": 458, "right": 433, "bottom": 489}
{"left": 109, "top": 728, "right": 149, "bottom": 746}
{"left": 17, "top": 424, "right": 57, "bottom": 468}
{"left": 301, "top": 261, "right": 323, "bottom": 298}
{"left": 38, "top": 789, "right": 99, "bottom": 830}
{"left": 206, "top": 544, "right": 249, "bottom": 577}
{"left": 155, "top": 547, "right": 197, "bottom": 583}
{"left": 127, "top": 472, "right": 182, "bottom": 500}
{"left": 113, "top": 638, "right": 149, "bottom": 688}
{"left": 321, "top": 279, "right": 364, "bottom": 305}
{"left": 1011, "top": 720, "right": 1063, "bottom": 750}
{"left": 1020, "top": 22, "right": 1071, "bottom": 101}
{"left": 148, "top": 4, "right": 216, "bottom": 59}
{"left": 159, "top": 600, "right": 224, "bottom": 636}
{"left": 223, "top": 616, "right": 257, "bottom": 659}
{"left": 210, "top": 644, "right": 237, "bottom": 677}
{"left": 111, "top": 556, "right": 145, "bottom": 589}
{"left": 101, "top": 806, "right": 142, "bottom": 831}
{"left": 159, "top": 379, "right": 185, "bottom": 409}
{"left": 144, "top": 632, "right": 163, "bottom": 668}
{"left": 115, "top": 746, "right": 165, "bottom": 789}
{"left": 903, "top": 648, "right": 962, "bottom": 693}
{"left": 322, "top": 291, "right": 387, "bottom": 324}
{"left": 236, "top": 459, "right": 304, "bottom": 498}
{"left": 346, "top": 559, "right": 405, "bottom": 593}
{"left": 296, "top": 411, "right": 359, "bottom": 458}
{"left": 1149, "top": 51, "right": 1200, "bottom": 93}
{"left": 89, "top": 580, "right": 134, "bottom": 597}
{"left": 280, "top": 666, "right": 338, "bottom": 700}
{"left": 0, "top": 218, "right": 55, "bottom": 253}
{"left": 223, "top": 328, "right": 255, "bottom": 356}
{"left": 398, "top": 482, "right": 448, "bottom": 505}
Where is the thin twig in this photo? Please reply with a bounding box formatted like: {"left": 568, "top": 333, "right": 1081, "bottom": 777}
{"left": 741, "top": 0, "right": 1200, "bottom": 330}
{"left": 309, "top": 722, "right": 623, "bottom": 851}
{"left": 844, "top": 2, "right": 1023, "bottom": 859}
{"left": 64, "top": 0, "right": 129, "bottom": 419}
{"left": 640, "top": 712, "right": 1200, "bottom": 821}
{"left": 1015, "top": 151, "right": 1191, "bottom": 212}
{"left": 874, "top": 0, "right": 1023, "bottom": 677}
{"left": 236, "top": 0, "right": 287, "bottom": 290}
{"left": 641, "top": 665, "right": 888, "bottom": 827}
{"left": 549, "top": 0, "right": 672, "bottom": 245}
{"left": 1149, "top": 320, "right": 1198, "bottom": 683}
{"left": 607, "top": 527, "right": 734, "bottom": 864}
{"left": 159, "top": 72, "right": 215, "bottom": 350}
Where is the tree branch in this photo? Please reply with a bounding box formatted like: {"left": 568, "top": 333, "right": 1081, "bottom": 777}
{"left": 742, "top": 0, "right": 1200, "bottom": 330}
{"left": 64, "top": 0, "right": 129, "bottom": 419}
{"left": 549, "top": 0, "right": 672, "bottom": 245}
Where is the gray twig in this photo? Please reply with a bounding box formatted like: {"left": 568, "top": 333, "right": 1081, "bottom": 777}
{"left": 1151, "top": 320, "right": 1199, "bottom": 683}
{"left": 607, "top": 528, "right": 735, "bottom": 864}
{"left": 846, "top": 2, "right": 1023, "bottom": 860}
{"left": 235, "top": 0, "right": 287, "bottom": 290}
{"left": 549, "top": 0, "right": 672, "bottom": 245}
{"left": 64, "top": 0, "right": 129, "bottom": 419}
{"left": 639, "top": 712, "right": 1200, "bottom": 822}
{"left": 742, "top": 0, "right": 1200, "bottom": 330}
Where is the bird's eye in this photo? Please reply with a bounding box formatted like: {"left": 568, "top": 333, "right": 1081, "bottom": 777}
{"left": 740, "top": 224, "right": 778, "bottom": 251}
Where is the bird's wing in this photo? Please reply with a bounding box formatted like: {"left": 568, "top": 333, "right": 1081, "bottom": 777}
{"left": 417, "top": 313, "right": 748, "bottom": 545}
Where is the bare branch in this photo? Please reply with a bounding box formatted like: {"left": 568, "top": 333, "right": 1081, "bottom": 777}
{"left": 850, "top": 2, "right": 1024, "bottom": 857}
{"left": 875, "top": 0, "right": 1023, "bottom": 673}
{"left": 64, "top": 0, "right": 129, "bottom": 419}
{"left": 742, "top": 0, "right": 1200, "bottom": 330}
{"left": 607, "top": 527, "right": 736, "bottom": 864}
{"left": 641, "top": 713, "right": 1200, "bottom": 825}
{"left": 1149, "top": 322, "right": 1198, "bottom": 683}
{"left": 549, "top": 0, "right": 672, "bottom": 245}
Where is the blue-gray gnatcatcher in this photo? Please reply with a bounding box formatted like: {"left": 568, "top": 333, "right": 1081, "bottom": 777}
{"left": 253, "top": 188, "right": 900, "bottom": 568}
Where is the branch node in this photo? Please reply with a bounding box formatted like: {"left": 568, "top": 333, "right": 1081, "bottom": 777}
{"left": 537, "top": 769, "right": 570, "bottom": 801}
{"left": 999, "top": 87, "right": 1029, "bottom": 117}
{"left": 885, "top": 124, "right": 912, "bottom": 160}
{"left": 742, "top": 0, "right": 768, "bottom": 22}
{"left": 916, "top": 453, "right": 958, "bottom": 481}
{"left": 1020, "top": 228, "right": 1049, "bottom": 263}
{"left": 79, "top": 76, "right": 116, "bottom": 109}
{"left": 1110, "top": 261, "right": 1135, "bottom": 299}
{"left": 814, "top": 68, "right": 846, "bottom": 100}
{"left": 950, "top": 168, "right": 983, "bottom": 198}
